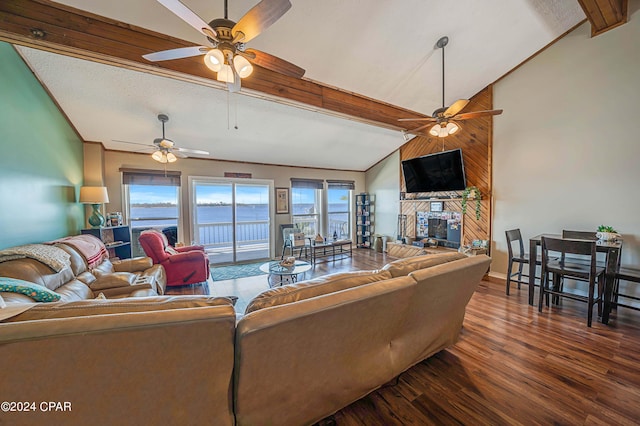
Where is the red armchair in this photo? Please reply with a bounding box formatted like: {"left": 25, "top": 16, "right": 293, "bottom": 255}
{"left": 138, "top": 230, "right": 210, "bottom": 287}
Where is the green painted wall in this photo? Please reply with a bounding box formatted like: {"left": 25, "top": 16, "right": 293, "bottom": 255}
{"left": 0, "top": 42, "right": 84, "bottom": 249}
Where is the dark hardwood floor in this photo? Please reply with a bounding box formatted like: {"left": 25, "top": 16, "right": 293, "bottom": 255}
{"left": 168, "top": 249, "right": 640, "bottom": 424}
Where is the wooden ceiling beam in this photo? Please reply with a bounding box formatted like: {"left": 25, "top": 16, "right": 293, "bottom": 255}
{"left": 576, "top": 0, "right": 628, "bottom": 37}
{"left": 0, "top": 0, "right": 427, "bottom": 131}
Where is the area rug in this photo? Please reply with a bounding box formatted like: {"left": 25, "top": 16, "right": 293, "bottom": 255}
{"left": 211, "top": 262, "right": 267, "bottom": 281}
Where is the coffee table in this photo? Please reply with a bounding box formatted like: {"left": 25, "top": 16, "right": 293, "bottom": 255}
{"left": 259, "top": 260, "right": 312, "bottom": 287}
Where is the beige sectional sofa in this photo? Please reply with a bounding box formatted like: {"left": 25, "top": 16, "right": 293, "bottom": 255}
{"left": 0, "top": 251, "right": 490, "bottom": 426}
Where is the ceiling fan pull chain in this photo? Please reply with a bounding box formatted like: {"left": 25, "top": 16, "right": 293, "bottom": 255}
{"left": 234, "top": 93, "right": 238, "bottom": 130}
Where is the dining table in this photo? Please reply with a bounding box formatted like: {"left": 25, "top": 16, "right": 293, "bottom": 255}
{"left": 528, "top": 233, "right": 622, "bottom": 325}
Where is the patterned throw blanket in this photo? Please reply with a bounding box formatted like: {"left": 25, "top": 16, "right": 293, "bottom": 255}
{"left": 0, "top": 244, "right": 71, "bottom": 272}
{"left": 52, "top": 234, "right": 108, "bottom": 269}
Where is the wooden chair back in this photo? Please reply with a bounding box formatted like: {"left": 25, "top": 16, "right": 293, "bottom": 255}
{"left": 562, "top": 230, "right": 597, "bottom": 241}
{"left": 505, "top": 228, "right": 524, "bottom": 259}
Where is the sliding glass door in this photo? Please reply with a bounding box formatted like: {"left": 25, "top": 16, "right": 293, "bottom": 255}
{"left": 191, "top": 178, "right": 272, "bottom": 265}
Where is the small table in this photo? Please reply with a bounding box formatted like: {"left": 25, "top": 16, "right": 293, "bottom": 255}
{"left": 260, "top": 260, "right": 312, "bottom": 287}
{"left": 306, "top": 239, "right": 353, "bottom": 264}
{"left": 528, "top": 234, "right": 622, "bottom": 325}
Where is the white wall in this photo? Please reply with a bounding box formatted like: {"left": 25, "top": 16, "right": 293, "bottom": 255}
{"left": 100, "top": 150, "right": 365, "bottom": 257}
{"left": 365, "top": 151, "right": 401, "bottom": 244}
{"left": 492, "top": 4, "right": 640, "bottom": 278}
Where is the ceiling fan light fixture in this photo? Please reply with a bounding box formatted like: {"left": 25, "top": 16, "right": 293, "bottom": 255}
{"left": 152, "top": 150, "right": 167, "bottom": 163}
{"left": 216, "top": 64, "right": 235, "bottom": 83}
{"left": 166, "top": 152, "right": 177, "bottom": 163}
{"left": 204, "top": 48, "right": 225, "bottom": 72}
{"left": 446, "top": 121, "right": 460, "bottom": 135}
{"left": 233, "top": 55, "right": 254, "bottom": 78}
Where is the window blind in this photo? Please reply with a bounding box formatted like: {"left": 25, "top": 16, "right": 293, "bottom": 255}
{"left": 290, "top": 178, "right": 324, "bottom": 190}
{"left": 326, "top": 180, "right": 355, "bottom": 190}
{"left": 120, "top": 168, "right": 181, "bottom": 186}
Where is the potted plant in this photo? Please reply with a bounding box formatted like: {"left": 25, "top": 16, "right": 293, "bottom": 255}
{"left": 596, "top": 225, "right": 620, "bottom": 241}
{"left": 461, "top": 186, "right": 482, "bottom": 220}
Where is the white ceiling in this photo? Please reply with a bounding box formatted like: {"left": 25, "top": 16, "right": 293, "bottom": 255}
{"left": 16, "top": 0, "right": 585, "bottom": 170}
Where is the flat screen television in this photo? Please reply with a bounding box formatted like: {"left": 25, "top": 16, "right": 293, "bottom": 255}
{"left": 401, "top": 149, "right": 466, "bottom": 193}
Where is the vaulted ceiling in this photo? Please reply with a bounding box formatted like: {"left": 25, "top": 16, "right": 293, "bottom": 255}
{"left": 0, "top": 0, "right": 629, "bottom": 170}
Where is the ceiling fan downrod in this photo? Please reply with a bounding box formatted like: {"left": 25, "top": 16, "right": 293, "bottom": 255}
{"left": 436, "top": 36, "right": 448, "bottom": 109}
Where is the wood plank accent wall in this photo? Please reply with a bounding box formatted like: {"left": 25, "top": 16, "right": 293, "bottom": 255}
{"left": 399, "top": 86, "right": 493, "bottom": 246}
{"left": 0, "top": 0, "right": 430, "bottom": 130}
{"left": 577, "top": 0, "right": 628, "bottom": 36}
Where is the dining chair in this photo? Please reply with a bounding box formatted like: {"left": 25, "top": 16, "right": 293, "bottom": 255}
{"left": 505, "top": 229, "right": 542, "bottom": 295}
{"left": 538, "top": 236, "right": 605, "bottom": 327}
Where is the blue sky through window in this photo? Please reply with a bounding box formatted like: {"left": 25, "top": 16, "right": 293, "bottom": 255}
{"left": 131, "top": 185, "right": 346, "bottom": 205}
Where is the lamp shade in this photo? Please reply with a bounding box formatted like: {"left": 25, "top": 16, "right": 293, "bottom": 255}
{"left": 79, "top": 186, "right": 109, "bottom": 204}
{"left": 204, "top": 49, "right": 224, "bottom": 72}
{"left": 216, "top": 64, "right": 235, "bottom": 83}
{"left": 429, "top": 121, "right": 460, "bottom": 138}
{"left": 152, "top": 150, "right": 167, "bottom": 163}
{"left": 233, "top": 55, "right": 254, "bottom": 78}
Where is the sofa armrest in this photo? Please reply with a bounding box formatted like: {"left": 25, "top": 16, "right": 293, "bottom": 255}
{"left": 0, "top": 306, "right": 236, "bottom": 426}
{"left": 112, "top": 256, "right": 154, "bottom": 272}
{"left": 3, "top": 296, "right": 235, "bottom": 322}
{"left": 176, "top": 245, "right": 205, "bottom": 252}
{"left": 166, "top": 250, "right": 207, "bottom": 263}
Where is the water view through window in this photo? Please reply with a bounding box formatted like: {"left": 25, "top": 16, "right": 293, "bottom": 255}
{"left": 193, "top": 180, "right": 271, "bottom": 264}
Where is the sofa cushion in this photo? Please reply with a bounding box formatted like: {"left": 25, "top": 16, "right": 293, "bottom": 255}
{"left": 382, "top": 252, "right": 468, "bottom": 277}
{"left": 245, "top": 270, "right": 393, "bottom": 314}
{"left": 90, "top": 272, "right": 137, "bottom": 291}
{"left": 0, "top": 258, "right": 75, "bottom": 292}
{"left": 2, "top": 295, "right": 236, "bottom": 322}
{"left": 0, "top": 277, "right": 61, "bottom": 302}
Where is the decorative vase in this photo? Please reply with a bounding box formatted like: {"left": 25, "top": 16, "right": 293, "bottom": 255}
{"left": 88, "top": 203, "right": 105, "bottom": 228}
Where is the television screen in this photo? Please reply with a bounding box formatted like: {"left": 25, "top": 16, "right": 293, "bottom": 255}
{"left": 401, "top": 149, "right": 466, "bottom": 193}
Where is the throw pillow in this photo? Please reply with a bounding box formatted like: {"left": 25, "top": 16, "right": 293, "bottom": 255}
{"left": 0, "top": 277, "right": 61, "bottom": 302}
{"left": 165, "top": 246, "right": 179, "bottom": 255}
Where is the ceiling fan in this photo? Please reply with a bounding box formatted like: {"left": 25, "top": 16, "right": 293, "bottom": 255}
{"left": 142, "top": 0, "right": 305, "bottom": 93}
{"left": 113, "top": 114, "right": 209, "bottom": 163}
{"left": 399, "top": 36, "right": 503, "bottom": 138}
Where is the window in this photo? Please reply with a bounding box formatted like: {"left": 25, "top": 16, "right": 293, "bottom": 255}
{"left": 291, "top": 179, "right": 323, "bottom": 237}
{"left": 291, "top": 179, "right": 354, "bottom": 240}
{"left": 121, "top": 169, "right": 181, "bottom": 256}
{"left": 327, "top": 180, "right": 354, "bottom": 239}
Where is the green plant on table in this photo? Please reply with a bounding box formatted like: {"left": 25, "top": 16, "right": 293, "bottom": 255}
{"left": 597, "top": 225, "right": 617, "bottom": 233}
{"left": 461, "top": 186, "right": 482, "bottom": 220}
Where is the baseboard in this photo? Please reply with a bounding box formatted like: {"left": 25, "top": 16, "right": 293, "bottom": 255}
{"left": 485, "top": 272, "right": 506, "bottom": 285}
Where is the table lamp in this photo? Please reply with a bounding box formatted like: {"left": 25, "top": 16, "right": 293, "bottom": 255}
{"left": 80, "top": 186, "right": 110, "bottom": 228}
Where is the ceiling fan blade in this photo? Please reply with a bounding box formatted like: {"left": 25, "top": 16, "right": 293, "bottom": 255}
{"left": 411, "top": 122, "right": 437, "bottom": 134}
{"left": 443, "top": 99, "right": 470, "bottom": 118}
{"left": 175, "top": 147, "right": 210, "bottom": 155}
{"left": 397, "top": 116, "right": 436, "bottom": 122}
{"left": 157, "top": 0, "right": 218, "bottom": 40}
{"left": 232, "top": 0, "right": 291, "bottom": 43}
{"left": 111, "top": 139, "right": 155, "bottom": 148}
{"left": 173, "top": 151, "right": 188, "bottom": 159}
{"left": 243, "top": 49, "right": 305, "bottom": 78}
{"left": 454, "top": 109, "right": 504, "bottom": 120}
{"left": 143, "top": 46, "right": 209, "bottom": 62}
